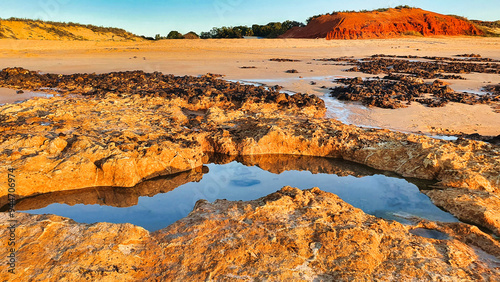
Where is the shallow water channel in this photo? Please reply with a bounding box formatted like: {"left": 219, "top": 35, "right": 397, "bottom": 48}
{"left": 12, "top": 155, "right": 458, "bottom": 231}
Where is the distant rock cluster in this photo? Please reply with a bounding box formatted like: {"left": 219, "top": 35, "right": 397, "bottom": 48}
{"left": 0, "top": 67, "right": 325, "bottom": 111}
{"left": 327, "top": 55, "right": 500, "bottom": 109}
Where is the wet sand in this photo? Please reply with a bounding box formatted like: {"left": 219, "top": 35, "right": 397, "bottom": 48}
{"left": 0, "top": 37, "right": 499, "bottom": 135}
{"left": 0, "top": 87, "right": 55, "bottom": 105}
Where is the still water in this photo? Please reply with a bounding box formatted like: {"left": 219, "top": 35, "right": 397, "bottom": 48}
{"left": 14, "top": 155, "right": 458, "bottom": 231}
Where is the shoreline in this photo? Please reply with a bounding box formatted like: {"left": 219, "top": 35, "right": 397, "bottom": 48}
{"left": 1, "top": 37, "right": 499, "bottom": 136}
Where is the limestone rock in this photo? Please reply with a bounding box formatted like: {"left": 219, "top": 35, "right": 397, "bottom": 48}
{"left": 1, "top": 187, "right": 499, "bottom": 281}
{"left": 425, "top": 188, "right": 500, "bottom": 235}
{"left": 1, "top": 91, "right": 500, "bottom": 234}
{"left": 1, "top": 68, "right": 500, "bottom": 235}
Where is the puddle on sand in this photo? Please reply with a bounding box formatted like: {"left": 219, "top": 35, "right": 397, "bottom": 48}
{"left": 0, "top": 87, "right": 54, "bottom": 105}
{"left": 8, "top": 155, "right": 458, "bottom": 231}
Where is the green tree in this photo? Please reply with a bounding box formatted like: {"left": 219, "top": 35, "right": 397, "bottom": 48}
{"left": 201, "top": 20, "right": 304, "bottom": 39}
{"left": 166, "top": 30, "right": 184, "bottom": 39}
{"left": 200, "top": 31, "right": 212, "bottom": 39}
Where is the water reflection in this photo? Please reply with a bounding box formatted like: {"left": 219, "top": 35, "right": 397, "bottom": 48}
{"left": 7, "top": 155, "right": 458, "bottom": 231}
{"left": 410, "top": 228, "right": 450, "bottom": 240}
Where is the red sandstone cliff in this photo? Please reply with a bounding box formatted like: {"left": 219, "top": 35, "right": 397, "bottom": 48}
{"left": 280, "top": 8, "right": 484, "bottom": 39}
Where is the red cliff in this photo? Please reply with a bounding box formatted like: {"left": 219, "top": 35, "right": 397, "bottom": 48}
{"left": 281, "top": 8, "right": 484, "bottom": 39}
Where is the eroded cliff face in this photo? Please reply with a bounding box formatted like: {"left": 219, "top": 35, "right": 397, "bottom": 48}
{"left": 280, "top": 8, "right": 483, "bottom": 39}
{"left": 1, "top": 187, "right": 499, "bottom": 281}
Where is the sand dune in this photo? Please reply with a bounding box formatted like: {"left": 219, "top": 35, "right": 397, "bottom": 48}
{"left": 0, "top": 18, "right": 142, "bottom": 41}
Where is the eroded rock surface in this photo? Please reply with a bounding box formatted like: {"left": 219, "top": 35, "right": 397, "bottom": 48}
{"left": 425, "top": 188, "right": 500, "bottom": 235}
{"left": 1, "top": 68, "right": 500, "bottom": 235}
{"left": 1, "top": 187, "right": 499, "bottom": 281}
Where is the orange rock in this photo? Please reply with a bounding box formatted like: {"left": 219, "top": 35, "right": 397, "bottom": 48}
{"left": 2, "top": 187, "right": 499, "bottom": 281}
{"left": 1, "top": 94, "right": 500, "bottom": 235}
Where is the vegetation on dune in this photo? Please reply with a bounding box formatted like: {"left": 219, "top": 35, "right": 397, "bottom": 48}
{"left": 306, "top": 5, "right": 417, "bottom": 24}
{"left": 471, "top": 20, "right": 500, "bottom": 37}
{"left": 183, "top": 31, "right": 200, "bottom": 39}
{"left": 0, "top": 17, "right": 141, "bottom": 40}
{"left": 448, "top": 15, "right": 500, "bottom": 37}
{"left": 166, "top": 31, "right": 184, "bottom": 39}
{"left": 473, "top": 20, "right": 500, "bottom": 29}
{"left": 200, "top": 25, "right": 253, "bottom": 39}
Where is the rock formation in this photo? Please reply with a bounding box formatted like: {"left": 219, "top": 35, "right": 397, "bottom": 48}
{"left": 1, "top": 68, "right": 500, "bottom": 236}
{"left": 322, "top": 55, "right": 500, "bottom": 109}
{"left": 1, "top": 187, "right": 499, "bottom": 281}
{"left": 281, "top": 8, "right": 483, "bottom": 39}
{"left": 4, "top": 154, "right": 385, "bottom": 212}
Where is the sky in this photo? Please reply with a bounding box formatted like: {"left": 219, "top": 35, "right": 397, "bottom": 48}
{"left": 0, "top": 0, "right": 498, "bottom": 37}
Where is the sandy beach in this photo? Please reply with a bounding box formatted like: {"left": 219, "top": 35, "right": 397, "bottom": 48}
{"left": 0, "top": 37, "right": 499, "bottom": 135}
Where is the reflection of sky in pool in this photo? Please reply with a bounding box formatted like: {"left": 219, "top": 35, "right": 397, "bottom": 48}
{"left": 25, "top": 161, "right": 457, "bottom": 231}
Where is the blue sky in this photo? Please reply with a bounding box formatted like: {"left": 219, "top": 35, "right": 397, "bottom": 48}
{"left": 0, "top": 0, "right": 498, "bottom": 36}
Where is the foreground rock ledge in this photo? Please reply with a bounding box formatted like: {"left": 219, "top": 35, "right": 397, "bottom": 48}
{"left": 1, "top": 187, "right": 499, "bottom": 281}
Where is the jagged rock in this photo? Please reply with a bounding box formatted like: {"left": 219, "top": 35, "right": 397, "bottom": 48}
{"left": 1, "top": 187, "right": 499, "bottom": 281}
{"left": 326, "top": 56, "right": 500, "bottom": 109}
{"left": 1, "top": 81, "right": 500, "bottom": 234}
{"left": 331, "top": 75, "right": 500, "bottom": 109}
{"left": 0, "top": 67, "right": 326, "bottom": 113}
{"left": 425, "top": 188, "right": 500, "bottom": 235}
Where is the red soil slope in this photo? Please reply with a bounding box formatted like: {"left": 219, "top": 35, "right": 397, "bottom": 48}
{"left": 281, "top": 8, "right": 483, "bottom": 39}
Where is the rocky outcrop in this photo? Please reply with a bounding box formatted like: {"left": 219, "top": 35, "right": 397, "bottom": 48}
{"left": 331, "top": 75, "right": 500, "bottom": 109}
{"left": 0, "top": 67, "right": 325, "bottom": 114}
{"left": 2, "top": 93, "right": 499, "bottom": 194}
{"left": 2, "top": 187, "right": 499, "bottom": 281}
{"left": 1, "top": 67, "right": 500, "bottom": 234}
{"left": 324, "top": 55, "right": 500, "bottom": 108}
{"left": 281, "top": 8, "right": 483, "bottom": 39}
{"left": 425, "top": 188, "right": 500, "bottom": 235}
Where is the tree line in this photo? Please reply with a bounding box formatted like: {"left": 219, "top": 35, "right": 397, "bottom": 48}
{"left": 200, "top": 21, "right": 305, "bottom": 39}
{"left": 146, "top": 20, "right": 305, "bottom": 40}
